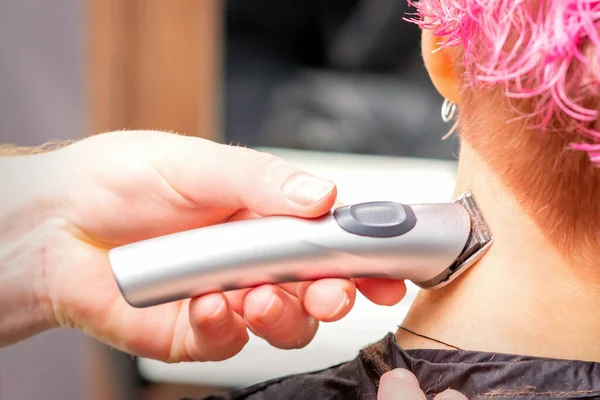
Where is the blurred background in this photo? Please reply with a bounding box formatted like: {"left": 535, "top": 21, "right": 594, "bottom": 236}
{"left": 0, "top": 0, "right": 459, "bottom": 399}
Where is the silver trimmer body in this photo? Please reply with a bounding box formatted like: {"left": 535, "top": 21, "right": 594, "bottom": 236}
{"left": 109, "top": 191, "right": 493, "bottom": 308}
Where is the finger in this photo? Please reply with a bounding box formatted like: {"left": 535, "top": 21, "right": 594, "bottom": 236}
{"left": 303, "top": 279, "right": 356, "bottom": 322}
{"left": 377, "top": 369, "right": 426, "bottom": 400}
{"left": 243, "top": 285, "right": 318, "bottom": 349}
{"left": 186, "top": 293, "right": 249, "bottom": 361}
{"left": 382, "top": 368, "right": 420, "bottom": 386}
{"left": 434, "top": 389, "right": 469, "bottom": 400}
{"left": 356, "top": 278, "right": 407, "bottom": 306}
{"left": 148, "top": 134, "right": 337, "bottom": 218}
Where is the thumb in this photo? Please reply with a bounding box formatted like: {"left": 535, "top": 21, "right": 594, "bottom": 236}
{"left": 148, "top": 134, "right": 337, "bottom": 218}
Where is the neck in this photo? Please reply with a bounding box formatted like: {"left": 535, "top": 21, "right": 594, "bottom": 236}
{"left": 396, "top": 142, "right": 600, "bottom": 362}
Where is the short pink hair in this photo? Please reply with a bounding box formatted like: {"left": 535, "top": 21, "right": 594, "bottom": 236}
{"left": 408, "top": 0, "right": 600, "bottom": 163}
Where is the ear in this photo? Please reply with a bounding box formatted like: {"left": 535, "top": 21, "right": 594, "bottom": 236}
{"left": 421, "top": 30, "right": 461, "bottom": 104}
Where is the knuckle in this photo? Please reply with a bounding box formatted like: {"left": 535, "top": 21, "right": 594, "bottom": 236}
{"left": 254, "top": 152, "right": 288, "bottom": 177}
{"left": 236, "top": 151, "right": 290, "bottom": 205}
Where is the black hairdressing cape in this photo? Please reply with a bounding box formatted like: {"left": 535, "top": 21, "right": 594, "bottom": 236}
{"left": 187, "top": 333, "right": 600, "bottom": 400}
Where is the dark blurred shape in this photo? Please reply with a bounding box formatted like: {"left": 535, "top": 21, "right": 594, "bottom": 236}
{"left": 224, "top": 0, "right": 458, "bottom": 160}
{"left": 258, "top": 69, "right": 456, "bottom": 160}
{"left": 324, "top": 0, "right": 421, "bottom": 72}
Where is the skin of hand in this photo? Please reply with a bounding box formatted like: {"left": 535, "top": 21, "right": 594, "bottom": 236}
{"left": 378, "top": 369, "right": 468, "bottom": 400}
{"left": 0, "top": 130, "right": 408, "bottom": 362}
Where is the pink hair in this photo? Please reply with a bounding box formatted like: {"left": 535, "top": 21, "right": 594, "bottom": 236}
{"left": 407, "top": 0, "right": 600, "bottom": 164}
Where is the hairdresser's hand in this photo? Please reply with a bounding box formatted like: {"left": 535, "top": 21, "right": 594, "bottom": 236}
{"left": 0, "top": 131, "right": 408, "bottom": 362}
{"left": 378, "top": 369, "right": 468, "bottom": 400}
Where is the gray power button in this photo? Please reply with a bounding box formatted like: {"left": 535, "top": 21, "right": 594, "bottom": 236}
{"left": 333, "top": 202, "right": 417, "bottom": 238}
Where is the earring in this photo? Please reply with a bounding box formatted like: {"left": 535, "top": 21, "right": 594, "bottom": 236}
{"left": 441, "top": 98, "right": 456, "bottom": 123}
{"left": 440, "top": 98, "right": 458, "bottom": 140}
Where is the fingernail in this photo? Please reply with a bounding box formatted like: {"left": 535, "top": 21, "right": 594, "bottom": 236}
{"left": 200, "top": 295, "right": 229, "bottom": 331}
{"left": 283, "top": 174, "right": 335, "bottom": 206}
{"left": 436, "top": 389, "right": 467, "bottom": 400}
{"left": 204, "top": 295, "right": 227, "bottom": 319}
{"left": 256, "top": 290, "right": 285, "bottom": 325}
{"left": 328, "top": 291, "right": 350, "bottom": 320}
{"left": 388, "top": 369, "right": 420, "bottom": 386}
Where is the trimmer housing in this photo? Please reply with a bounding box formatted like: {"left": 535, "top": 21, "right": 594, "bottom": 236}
{"left": 109, "top": 191, "right": 494, "bottom": 308}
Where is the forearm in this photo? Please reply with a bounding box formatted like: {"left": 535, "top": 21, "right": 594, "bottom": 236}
{"left": 0, "top": 140, "right": 80, "bottom": 156}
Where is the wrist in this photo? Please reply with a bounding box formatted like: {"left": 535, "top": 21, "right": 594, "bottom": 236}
{"left": 0, "top": 153, "right": 67, "bottom": 345}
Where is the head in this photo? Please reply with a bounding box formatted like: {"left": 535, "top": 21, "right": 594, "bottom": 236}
{"left": 410, "top": 0, "right": 600, "bottom": 265}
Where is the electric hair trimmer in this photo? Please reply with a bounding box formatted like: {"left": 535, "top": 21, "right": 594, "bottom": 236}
{"left": 109, "top": 191, "right": 493, "bottom": 308}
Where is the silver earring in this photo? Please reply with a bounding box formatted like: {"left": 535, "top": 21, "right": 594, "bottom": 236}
{"left": 440, "top": 99, "right": 458, "bottom": 140}
{"left": 441, "top": 98, "right": 456, "bottom": 123}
